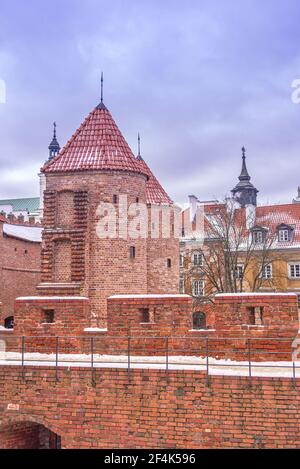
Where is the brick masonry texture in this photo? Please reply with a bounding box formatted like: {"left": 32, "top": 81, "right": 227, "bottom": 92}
{"left": 0, "top": 367, "right": 300, "bottom": 449}
{"left": 39, "top": 171, "right": 179, "bottom": 326}
{"left": 9, "top": 293, "right": 299, "bottom": 361}
{"left": 0, "top": 222, "right": 41, "bottom": 322}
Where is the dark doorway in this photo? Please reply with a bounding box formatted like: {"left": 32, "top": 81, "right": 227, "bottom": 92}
{"left": 0, "top": 421, "right": 61, "bottom": 449}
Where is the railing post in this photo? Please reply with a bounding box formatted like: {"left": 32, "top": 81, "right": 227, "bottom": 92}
{"left": 247, "top": 338, "right": 252, "bottom": 383}
{"left": 91, "top": 337, "right": 95, "bottom": 386}
{"left": 165, "top": 337, "right": 169, "bottom": 383}
{"left": 21, "top": 336, "right": 25, "bottom": 380}
{"left": 206, "top": 336, "right": 209, "bottom": 386}
{"left": 55, "top": 336, "right": 59, "bottom": 383}
{"left": 127, "top": 336, "right": 131, "bottom": 382}
{"left": 293, "top": 361, "right": 296, "bottom": 385}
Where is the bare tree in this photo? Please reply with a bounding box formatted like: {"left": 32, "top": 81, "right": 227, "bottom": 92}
{"left": 181, "top": 199, "right": 286, "bottom": 304}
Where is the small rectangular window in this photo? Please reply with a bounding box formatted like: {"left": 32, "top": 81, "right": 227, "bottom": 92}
{"left": 130, "top": 246, "right": 136, "bottom": 259}
{"left": 193, "top": 252, "right": 203, "bottom": 266}
{"left": 192, "top": 280, "right": 204, "bottom": 297}
{"left": 253, "top": 231, "right": 263, "bottom": 243}
{"left": 260, "top": 263, "right": 272, "bottom": 279}
{"left": 113, "top": 194, "right": 118, "bottom": 204}
{"left": 44, "top": 309, "right": 55, "bottom": 324}
{"left": 140, "top": 308, "right": 150, "bottom": 323}
{"left": 289, "top": 263, "right": 300, "bottom": 278}
{"left": 179, "top": 278, "right": 185, "bottom": 293}
{"left": 247, "top": 306, "right": 263, "bottom": 325}
{"left": 179, "top": 254, "right": 184, "bottom": 267}
{"left": 167, "top": 258, "right": 172, "bottom": 268}
{"left": 233, "top": 264, "right": 244, "bottom": 279}
{"left": 279, "top": 229, "right": 289, "bottom": 242}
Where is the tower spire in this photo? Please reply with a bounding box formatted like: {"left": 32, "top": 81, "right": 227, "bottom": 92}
{"left": 239, "top": 146, "right": 250, "bottom": 181}
{"left": 231, "top": 146, "right": 258, "bottom": 207}
{"left": 48, "top": 121, "right": 60, "bottom": 160}
{"left": 97, "top": 72, "right": 107, "bottom": 110}
{"left": 137, "top": 132, "right": 143, "bottom": 161}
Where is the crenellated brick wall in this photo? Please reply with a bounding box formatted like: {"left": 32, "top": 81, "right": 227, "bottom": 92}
{"left": 7, "top": 292, "right": 299, "bottom": 360}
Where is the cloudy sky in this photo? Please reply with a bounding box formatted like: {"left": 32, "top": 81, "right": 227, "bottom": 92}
{"left": 0, "top": 0, "right": 299, "bottom": 205}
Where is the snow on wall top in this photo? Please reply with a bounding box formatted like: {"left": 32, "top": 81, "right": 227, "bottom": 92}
{"left": 3, "top": 223, "right": 42, "bottom": 243}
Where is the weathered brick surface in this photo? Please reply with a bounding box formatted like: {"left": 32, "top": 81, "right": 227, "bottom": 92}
{"left": 40, "top": 171, "right": 179, "bottom": 327}
{"left": 0, "top": 421, "right": 56, "bottom": 449}
{"left": 0, "top": 367, "right": 299, "bottom": 449}
{"left": 0, "top": 222, "right": 41, "bottom": 322}
{"left": 8, "top": 293, "right": 299, "bottom": 360}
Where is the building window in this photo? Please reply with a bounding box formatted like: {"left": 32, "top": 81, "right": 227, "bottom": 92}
{"left": 129, "top": 246, "right": 136, "bottom": 259}
{"left": 289, "top": 263, "right": 300, "bottom": 278}
{"left": 278, "top": 229, "right": 289, "bottom": 242}
{"left": 260, "top": 263, "right": 272, "bottom": 279}
{"left": 192, "top": 279, "right": 204, "bottom": 297}
{"left": 113, "top": 194, "right": 118, "bottom": 204}
{"left": 167, "top": 258, "right": 172, "bottom": 268}
{"left": 233, "top": 264, "right": 244, "bottom": 279}
{"left": 179, "top": 278, "right": 185, "bottom": 293}
{"left": 192, "top": 312, "right": 206, "bottom": 330}
{"left": 179, "top": 254, "right": 184, "bottom": 267}
{"left": 43, "top": 309, "right": 55, "bottom": 324}
{"left": 193, "top": 252, "right": 203, "bottom": 266}
{"left": 253, "top": 230, "right": 263, "bottom": 244}
{"left": 140, "top": 308, "right": 150, "bottom": 323}
{"left": 136, "top": 197, "right": 139, "bottom": 203}
{"left": 4, "top": 316, "right": 14, "bottom": 329}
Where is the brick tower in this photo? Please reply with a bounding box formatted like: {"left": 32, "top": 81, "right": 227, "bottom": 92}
{"left": 36, "top": 93, "right": 179, "bottom": 327}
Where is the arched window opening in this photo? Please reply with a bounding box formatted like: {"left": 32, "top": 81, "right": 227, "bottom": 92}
{"left": 192, "top": 312, "right": 206, "bottom": 330}
{"left": 4, "top": 316, "right": 14, "bottom": 329}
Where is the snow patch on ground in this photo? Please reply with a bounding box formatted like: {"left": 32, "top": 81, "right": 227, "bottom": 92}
{"left": 0, "top": 352, "right": 299, "bottom": 378}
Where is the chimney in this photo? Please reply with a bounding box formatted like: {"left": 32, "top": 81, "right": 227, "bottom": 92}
{"left": 188, "top": 195, "right": 198, "bottom": 223}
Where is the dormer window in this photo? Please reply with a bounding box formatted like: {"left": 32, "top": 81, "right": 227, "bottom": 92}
{"left": 277, "top": 224, "right": 293, "bottom": 243}
{"left": 253, "top": 230, "right": 263, "bottom": 244}
{"left": 278, "top": 229, "right": 289, "bottom": 242}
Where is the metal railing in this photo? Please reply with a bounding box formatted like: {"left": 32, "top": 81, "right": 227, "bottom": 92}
{"left": 0, "top": 334, "right": 299, "bottom": 386}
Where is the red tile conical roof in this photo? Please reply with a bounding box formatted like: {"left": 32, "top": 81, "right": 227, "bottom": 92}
{"left": 42, "top": 104, "right": 147, "bottom": 176}
{"left": 137, "top": 156, "right": 173, "bottom": 205}
{"left": 42, "top": 102, "right": 173, "bottom": 206}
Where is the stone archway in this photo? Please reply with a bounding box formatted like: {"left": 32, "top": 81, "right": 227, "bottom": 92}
{"left": 0, "top": 420, "right": 61, "bottom": 449}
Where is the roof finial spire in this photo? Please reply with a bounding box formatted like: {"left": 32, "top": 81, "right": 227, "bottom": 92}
{"left": 138, "top": 132, "right": 141, "bottom": 156}
{"left": 96, "top": 72, "right": 107, "bottom": 109}
{"left": 137, "top": 132, "right": 143, "bottom": 160}
{"left": 239, "top": 146, "right": 250, "bottom": 181}
{"left": 48, "top": 121, "right": 60, "bottom": 161}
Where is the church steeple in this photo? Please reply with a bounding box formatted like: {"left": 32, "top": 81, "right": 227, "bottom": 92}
{"left": 231, "top": 147, "right": 258, "bottom": 207}
{"left": 48, "top": 122, "right": 60, "bottom": 160}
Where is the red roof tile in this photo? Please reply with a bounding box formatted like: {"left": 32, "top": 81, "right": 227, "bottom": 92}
{"left": 255, "top": 203, "right": 300, "bottom": 245}
{"left": 137, "top": 157, "right": 173, "bottom": 205}
{"left": 42, "top": 103, "right": 173, "bottom": 206}
{"left": 42, "top": 105, "right": 147, "bottom": 176}
{"left": 183, "top": 201, "right": 300, "bottom": 247}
